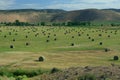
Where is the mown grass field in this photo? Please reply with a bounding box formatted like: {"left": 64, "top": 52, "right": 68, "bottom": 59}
{"left": 0, "top": 26, "right": 119, "bottom": 79}
{"left": 0, "top": 26, "right": 120, "bottom": 70}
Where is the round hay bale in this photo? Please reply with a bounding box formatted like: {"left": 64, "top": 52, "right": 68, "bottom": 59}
{"left": 25, "top": 35, "right": 28, "bottom": 38}
{"left": 108, "top": 35, "right": 110, "bottom": 38}
{"left": 13, "top": 39, "right": 15, "bottom": 42}
{"left": 104, "top": 48, "right": 110, "bottom": 52}
{"left": 4, "top": 35, "right": 7, "bottom": 38}
{"left": 113, "top": 56, "right": 119, "bottom": 61}
{"left": 46, "top": 40, "right": 49, "bottom": 42}
{"left": 78, "top": 34, "right": 81, "bottom": 36}
{"left": 99, "top": 42, "right": 103, "bottom": 45}
{"left": 72, "top": 36, "right": 74, "bottom": 38}
{"left": 26, "top": 42, "right": 30, "bottom": 46}
{"left": 54, "top": 34, "right": 56, "bottom": 36}
{"left": 99, "top": 34, "right": 102, "bottom": 36}
{"left": 88, "top": 37, "right": 91, "bottom": 39}
{"left": 54, "top": 38, "right": 57, "bottom": 41}
{"left": 71, "top": 43, "right": 74, "bottom": 46}
{"left": 39, "top": 56, "right": 44, "bottom": 62}
{"left": 10, "top": 45, "right": 14, "bottom": 49}
{"left": 91, "top": 39, "right": 94, "bottom": 41}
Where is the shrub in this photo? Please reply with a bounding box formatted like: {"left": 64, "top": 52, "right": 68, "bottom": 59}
{"left": 13, "top": 69, "right": 43, "bottom": 77}
{"left": 16, "top": 76, "right": 23, "bottom": 80}
{"left": 100, "top": 75, "right": 107, "bottom": 80}
{"left": 113, "top": 56, "right": 119, "bottom": 61}
{"left": 51, "top": 68, "right": 59, "bottom": 73}
{"left": 39, "top": 56, "right": 44, "bottom": 62}
{"left": 0, "top": 68, "right": 13, "bottom": 77}
{"left": 77, "top": 74, "right": 96, "bottom": 80}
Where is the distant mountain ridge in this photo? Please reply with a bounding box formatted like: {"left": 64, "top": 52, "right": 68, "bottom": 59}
{"left": 0, "top": 9, "right": 66, "bottom": 13}
{"left": 103, "top": 9, "right": 120, "bottom": 13}
{"left": 0, "top": 9, "right": 120, "bottom": 23}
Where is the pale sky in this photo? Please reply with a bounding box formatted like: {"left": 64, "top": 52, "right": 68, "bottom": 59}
{"left": 0, "top": 0, "right": 119, "bottom": 10}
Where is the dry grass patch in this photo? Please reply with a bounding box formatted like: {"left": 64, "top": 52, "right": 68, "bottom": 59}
{"left": 0, "top": 50, "right": 118, "bottom": 69}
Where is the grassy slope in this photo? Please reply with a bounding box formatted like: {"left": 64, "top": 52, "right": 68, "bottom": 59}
{"left": 0, "top": 9, "right": 120, "bottom": 23}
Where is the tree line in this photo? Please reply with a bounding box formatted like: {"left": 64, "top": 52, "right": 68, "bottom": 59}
{"left": 0, "top": 20, "right": 120, "bottom": 27}
{"left": 0, "top": 20, "right": 92, "bottom": 26}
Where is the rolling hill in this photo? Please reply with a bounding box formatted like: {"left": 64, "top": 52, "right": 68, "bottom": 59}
{"left": 0, "top": 9, "right": 120, "bottom": 23}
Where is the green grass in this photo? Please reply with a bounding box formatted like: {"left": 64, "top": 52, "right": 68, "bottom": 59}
{"left": 0, "top": 26, "right": 119, "bottom": 52}
{"left": 0, "top": 26, "right": 119, "bottom": 70}
{"left": 0, "top": 67, "right": 49, "bottom": 80}
{"left": 0, "top": 26, "right": 119, "bottom": 79}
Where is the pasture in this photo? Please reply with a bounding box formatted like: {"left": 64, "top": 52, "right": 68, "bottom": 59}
{"left": 0, "top": 26, "right": 120, "bottom": 70}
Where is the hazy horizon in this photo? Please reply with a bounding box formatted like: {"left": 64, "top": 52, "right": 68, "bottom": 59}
{"left": 0, "top": 0, "right": 119, "bottom": 10}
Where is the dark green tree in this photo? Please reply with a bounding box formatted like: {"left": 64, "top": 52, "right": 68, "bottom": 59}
{"left": 41, "top": 22, "right": 45, "bottom": 26}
